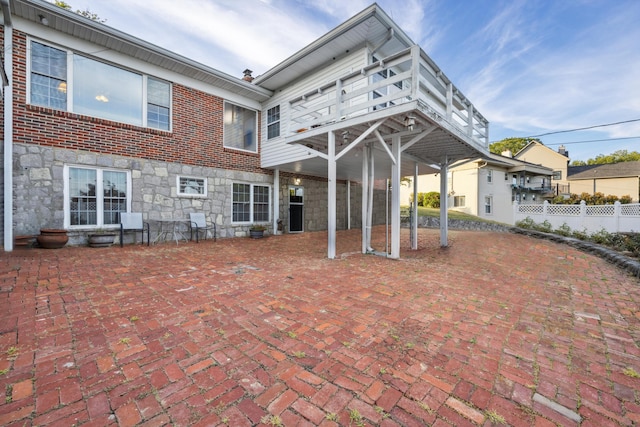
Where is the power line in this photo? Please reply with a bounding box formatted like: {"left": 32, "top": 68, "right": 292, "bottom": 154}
{"left": 526, "top": 118, "right": 640, "bottom": 138}
{"left": 544, "top": 136, "right": 640, "bottom": 146}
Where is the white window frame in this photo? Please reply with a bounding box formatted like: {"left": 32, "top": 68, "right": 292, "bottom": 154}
{"left": 63, "top": 165, "right": 132, "bottom": 229}
{"left": 177, "top": 176, "right": 207, "bottom": 198}
{"left": 27, "top": 38, "right": 172, "bottom": 131}
{"left": 487, "top": 169, "right": 493, "bottom": 183}
{"left": 484, "top": 196, "right": 493, "bottom": 215}
{"left": 231, "top": 182, "right": 271, "bottom": 224}
{"left": 223, "top": 101, "right": 258, "bottom": 153}
{"left": 267, "top": 105, "right": 280, "bottom": 139}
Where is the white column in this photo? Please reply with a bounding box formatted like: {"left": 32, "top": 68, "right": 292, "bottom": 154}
{"left": 361, "top": 144, "right": 369, "bottom": 253}
{"left": 439, "top": 159, "right": 449, "bottom": 247}
{"left": 273, "top": 169, "right": 280, "bottom": 234}
{"left": 328, "top": 131, "right": 337, "bottom": 259}
{"left": 412, "top": 161, "right": 418, "bottom": 250}
{"left": 390, "top": 135, "right": 401, "bottom": 259}
{"left": 4, "top": 21, "right": 13, "bottom": 251}
{"left": 346, "top": 180, "right": 351, "bottom": 230}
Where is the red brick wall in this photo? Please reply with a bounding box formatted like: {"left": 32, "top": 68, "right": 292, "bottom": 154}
{"left": 11, "top": 30, "right": 268, "bottom": 175}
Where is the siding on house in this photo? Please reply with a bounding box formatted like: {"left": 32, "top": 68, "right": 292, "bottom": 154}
{"left": 261, "top": 48, "right": 370, "bottom": 169}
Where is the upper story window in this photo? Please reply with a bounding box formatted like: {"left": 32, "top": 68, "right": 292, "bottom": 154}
{"left": 487, "top": 169, "right": 493, "bottom": 183}
{"left": 177, "top": 176, "right": 207, "bottom": 197}
{"left": 552, "top": 170, "right": 562, "bottom": 180}
{"left": 29, "top": 40, "right": 171, "bottom": 131}
{"left": 224, "top": 102, "right": 257, "bottom": 152}
{"left": 267, "top": 105, "right": 280, "bottom": 139}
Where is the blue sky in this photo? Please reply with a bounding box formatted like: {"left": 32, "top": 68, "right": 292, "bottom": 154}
{"left": 58, "top": 0, "right": 640, "bottom": 162}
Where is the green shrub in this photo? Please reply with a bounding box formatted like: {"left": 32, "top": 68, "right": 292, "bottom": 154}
{"left": 422, "top": 192, "right": 440, "bottom": 208}
{"left": 515, "top": 217, "right": 536, "bottom": 229}
{"left": 571, "top": 229, "right": 589, "bottom": 240}
{"left": 555, "top": 223, "right": 572, "bottom": 237}
{"left": 534, "top": 220, "right": 553, "bottom": 233}
{"left": 590, "top": 228, "right": 612, "bottom": 245}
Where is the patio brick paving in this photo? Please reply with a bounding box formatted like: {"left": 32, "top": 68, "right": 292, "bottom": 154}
{"left": 0, "top": 227, "right": 639, "bottom": 426}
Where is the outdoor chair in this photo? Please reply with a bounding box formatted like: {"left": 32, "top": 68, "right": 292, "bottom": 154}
{"left": 189, "top": 213, "right": 216, "bottom": 242}
{"left": 120, "top": 212, "right": 150, "bottom": 247}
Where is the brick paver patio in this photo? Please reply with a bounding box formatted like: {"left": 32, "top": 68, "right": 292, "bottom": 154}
{"left": 1, "top": 227, "right": 639, "bottom": 426}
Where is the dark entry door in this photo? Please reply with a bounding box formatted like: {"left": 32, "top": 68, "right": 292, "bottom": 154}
{"left": 289, "top": 186, "right": 304, "bottom": 233}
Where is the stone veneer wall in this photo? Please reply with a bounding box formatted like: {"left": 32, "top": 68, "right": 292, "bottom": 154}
{"left": 276, "top": 177, "right": 387, "bottom": 233}
{"left": 13, "top": 144, "right": 389, "bottom": 246}
{"left": 13, "top": 144, "right": 273, "bottom": 245}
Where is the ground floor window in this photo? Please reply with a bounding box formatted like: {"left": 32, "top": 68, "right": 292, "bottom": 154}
{"left": 65, "top": 166, "right": 130, "bottom": 228}
{"left": 232, "top": 183, "right": 270, "bottom": 223}
{"left": 484, "top": 196, "right": 493, "bottom": 214}
{"left": 454, "top": 195, "right": 466, "bottom": 207}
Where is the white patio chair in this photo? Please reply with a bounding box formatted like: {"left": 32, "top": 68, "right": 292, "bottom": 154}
{"left": 120, "top": 212, "right": 150, "bottom": 247}
{"left": 189, "top": 213, "right": 216, "bottom": 242}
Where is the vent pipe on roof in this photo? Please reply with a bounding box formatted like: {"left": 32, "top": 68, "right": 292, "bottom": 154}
{"left": 242, "top": 69, "right": 254, "bottom": 83}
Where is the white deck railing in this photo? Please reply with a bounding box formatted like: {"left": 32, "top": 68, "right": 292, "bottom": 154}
{"left": 286, "top": 45, "right": 489, "bottom": 148}
{"left": 514, "top": 201, "right": 640, "bottom": 233}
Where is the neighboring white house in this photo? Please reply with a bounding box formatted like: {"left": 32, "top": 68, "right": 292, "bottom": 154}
{"left": 514, "top": 141, "right": 571, "bottom": 196}
{"left": 400, "top": 152, "right": 553, "bottom": 224}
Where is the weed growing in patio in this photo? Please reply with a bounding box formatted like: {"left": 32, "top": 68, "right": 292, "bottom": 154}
{"left": 623, "top": 367, "right": 640, "bottom": 378}
{"left": 6, "top": 346, "right": 18, "bottom": 359}
{"left": 417, "top": 401, "right": 435, "bottom": 414}
{"left": 5, "top": 384, "right": 12, "bottom": 403}
{"left": 130, "top": 315, "right": 140, "bottom": 322}
{"left": 325, "top": 413, "right": 338, "bottom": 421}
{"left": 287, "top": 331, "right": 297, "bottom": 339}
{"left": 349, "top": 408, "right": 365, "bottom": 426}
{"left": 118, "top": 337, "right": 131, "bottom": 346}
{"left": 485, "top": 409, "right": 506, "bottom": 424}
{"left": 0, "top": 368, "right": 8, "bottom": 375}
{"left": 260, "top": 414, "right": 283, "bottom": 426}
{"left": 292, "top": 351, "right": 306, "bottom": 358}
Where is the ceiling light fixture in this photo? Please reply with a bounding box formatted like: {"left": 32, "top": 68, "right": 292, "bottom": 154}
{"left": 404, "top": 115, "right": 416, "bottom": 131}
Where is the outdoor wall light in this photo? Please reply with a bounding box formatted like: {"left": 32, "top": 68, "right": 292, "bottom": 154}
{"left": 39, "top": 15, "right": 49, "bottom": 25}
{"left": 404, "top": 115, "right": 416, "bottom": 131}
{"left": 293, "top": 178, "right": 301, "bottom": 185}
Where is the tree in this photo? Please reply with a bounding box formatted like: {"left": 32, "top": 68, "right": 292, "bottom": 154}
{"left": 570, "top": 149, "right": 640, "bottom": 166}
{"left": 54, "top": 1, "right": 106, "bottom": 23}
{"left": 489, "top": 137, "right": 541, "bottom": 155}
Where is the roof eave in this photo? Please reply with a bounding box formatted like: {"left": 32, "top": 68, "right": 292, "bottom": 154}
{"left": 12, "top": 0, "right": 272, "bottom": 101}
{"left": 253, "top": 3, "right": 413, "bottom": 88}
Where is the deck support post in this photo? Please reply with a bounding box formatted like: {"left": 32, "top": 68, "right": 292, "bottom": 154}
{"left": 328, "top": 131, "right": 337, "bottom": 259}
{"left": 390, "top": 135, "right": 401, "bottom": 259}
{"left": 412, "top": 161, "right": 418, "bottom": 250}
{"left": 439, "top": 157, "right": 449, "bottom": 247}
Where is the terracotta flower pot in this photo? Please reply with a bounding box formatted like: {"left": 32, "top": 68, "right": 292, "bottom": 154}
{"left": 37, "top": 229, "right": 69, "bottom": 249}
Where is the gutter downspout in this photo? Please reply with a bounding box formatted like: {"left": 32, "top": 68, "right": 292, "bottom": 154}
{"left": 1, "top": 0, "right": 13, "bottom": 251}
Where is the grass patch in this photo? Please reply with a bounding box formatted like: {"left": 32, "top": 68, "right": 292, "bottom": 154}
{"left": 485, "top": 409, "right": 506, "bottom": 424}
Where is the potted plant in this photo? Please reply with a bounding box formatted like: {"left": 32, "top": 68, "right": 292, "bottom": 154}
{"left": 249, "top": 225, "right": 266, "bottom": 239}
{"left": 37, "top": 228, "right": 69, "bottom": 249}
{"left": 87, "top": 229, "right": 117, "bottom": 247}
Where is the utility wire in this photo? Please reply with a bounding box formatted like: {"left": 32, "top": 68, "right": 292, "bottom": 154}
{"left": 544, "top": 136, "right": 640, "bottom": 146}
{"left": 526, "top": 118, "right": 640, "bottom": 138}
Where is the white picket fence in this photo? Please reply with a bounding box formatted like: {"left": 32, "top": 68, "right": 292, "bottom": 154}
{"left": 513, "top": 201, "right": 640, "bottom": 234}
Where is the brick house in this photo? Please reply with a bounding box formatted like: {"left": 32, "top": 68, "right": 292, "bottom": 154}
{"left": 2, "top": 1, "right": 489, "bottom": 258}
